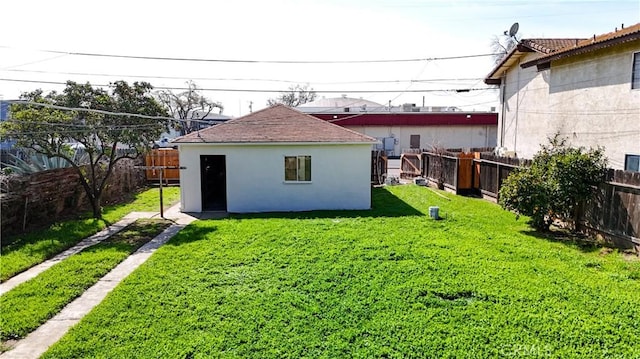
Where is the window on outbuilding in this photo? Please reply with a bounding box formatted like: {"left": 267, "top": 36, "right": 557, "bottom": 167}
{"left": 633, "top": 52, "right": 640, "bottom": 89}
{"left": 285, "top": 156, "right": 311, "bottom": 181}
{"left": 625, "top": 154, "right": 640, "bottom": 172}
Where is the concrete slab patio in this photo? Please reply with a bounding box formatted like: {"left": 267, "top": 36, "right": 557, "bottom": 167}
{"left": 0, "top": 204, "right": 205, "bottom": 359}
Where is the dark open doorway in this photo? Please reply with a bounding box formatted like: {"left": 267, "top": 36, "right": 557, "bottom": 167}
{"left": 200, "top": 155, "right": 227, "bottom": 211}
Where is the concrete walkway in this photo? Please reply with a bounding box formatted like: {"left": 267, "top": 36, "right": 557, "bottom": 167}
{"left": 0, "top": 204, "right": 207, "bottom": 359}
{"left": 0, "top": 212, "right": 153, "bottom": 296}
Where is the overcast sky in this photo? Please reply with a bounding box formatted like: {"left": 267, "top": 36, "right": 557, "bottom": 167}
{"left": 1, "top": 0, "right": 638, "bottom": 116}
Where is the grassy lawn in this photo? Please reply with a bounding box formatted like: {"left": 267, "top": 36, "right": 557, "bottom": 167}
{"left": 44, "top": 186, "right": 640, "bottom": 358}
{"left": 0, "top": 219, "right": 171, "bottom": 344}
{"left": 0, "top": 186, "right": 180, "bottom": 282}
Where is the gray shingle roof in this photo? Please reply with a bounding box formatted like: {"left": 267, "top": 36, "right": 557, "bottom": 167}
{"left": 173, "top": 104, "right": 376, "bottom": 144}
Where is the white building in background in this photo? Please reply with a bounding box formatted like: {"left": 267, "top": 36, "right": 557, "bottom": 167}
{"left": 484, "top": 23, "right": 640, "bottom": 170}
{"left": 298, "top": 96, "right": 497, "bottom": 157}
{"left": 159, "top": 110, "right": 231, "bottom": 147}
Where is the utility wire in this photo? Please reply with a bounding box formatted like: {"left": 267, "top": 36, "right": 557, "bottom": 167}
{"left": 0, "top": 78, "right": 495, "bottom": 94}
{"left": 0, "top": 46, "right": 500, "bottom": 64}
{"left": 0, "top": 68, "right": 483, "bottom": 85}
{"left": 6, "top": 100, "right": 230, "bottom": 128}
{"left": 7, "top": 100, "right": 176, "bottom": 121}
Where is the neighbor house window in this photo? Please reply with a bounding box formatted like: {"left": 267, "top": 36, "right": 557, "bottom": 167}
{"left": 633, "top": 52, "right": 640, "bottom": 89}
{"left": 625, "top": 154, "right": 640, "bottom": 172}
{"left": 285, "top": 156, "right": 311, "bottom": 181}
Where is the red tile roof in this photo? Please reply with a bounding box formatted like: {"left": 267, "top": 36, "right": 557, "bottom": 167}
{"left": 173, "top": 104, "right": 376, "bottom": 144}
{"left": 485, "top": 38, "right": 585, "bottom": 84}
{"left": 520, "top": 38, "right": 585, "bottom": 54}
{"left": 521, "top": 23, "right": 640, "bottom": 68}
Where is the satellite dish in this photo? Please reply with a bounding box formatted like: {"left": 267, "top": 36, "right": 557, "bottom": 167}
{"left": 508, "top": 22, "right": 519, "bottom": 37}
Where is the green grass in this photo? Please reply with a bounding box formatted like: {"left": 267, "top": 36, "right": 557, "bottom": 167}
{"left": 0, "top": 186, "right": 180, "bottom": 282}
{"left": 0, "top": 219, "right": 171, "bottom": 343}
{"left": 43, "top": 186, "right": 640, "bottom": 358}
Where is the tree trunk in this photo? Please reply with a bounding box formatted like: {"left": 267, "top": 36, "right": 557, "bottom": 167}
{"left": 573, "top": 201, "right": 582, "bottom": 233}
{"left": 91, "top": 195, "right": 102, "bottom": 219}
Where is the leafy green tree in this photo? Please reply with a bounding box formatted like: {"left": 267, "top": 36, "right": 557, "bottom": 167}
{"left": 0, "top": 81, "right": 169, "bottom": 218}
{"left": 499, "top": 135, "right": 608, "bottom": 231}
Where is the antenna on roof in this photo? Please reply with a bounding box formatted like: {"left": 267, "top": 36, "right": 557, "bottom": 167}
{"left": 508, "top": 22, "right": 519, "bottom": 38}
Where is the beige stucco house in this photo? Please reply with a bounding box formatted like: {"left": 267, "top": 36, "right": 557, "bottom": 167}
{"left": 173, "top": 105, "right": 376, "bottom": 213}
{"left": 485, "top": 23, "right": 640, "bottom": 170}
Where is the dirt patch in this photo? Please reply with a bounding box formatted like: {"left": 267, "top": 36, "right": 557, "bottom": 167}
{"left": 105, "top": 219, "right": 171, "bottom": 248}
{"left": 622, "top": 250, "right": 639, "bottom": 262}
{"left": 0, "top": 339, "right": 18, "bottom": 353}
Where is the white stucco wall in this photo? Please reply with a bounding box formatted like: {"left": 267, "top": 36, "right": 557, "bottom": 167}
{"left": 178, "top": 143, "right": 372, "bottom": 213}
{"left": 499, "top": 40, "right": 640, "bottom": 169}
{"left": 344, "top": 125, "right": 497, "bottom": 155}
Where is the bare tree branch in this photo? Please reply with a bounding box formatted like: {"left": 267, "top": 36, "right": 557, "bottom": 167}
{"left": 267, "top": 84, "right": 317, "bottom": 107}
{"left": 156, "top": 81, "right": 224, "bottom": 135}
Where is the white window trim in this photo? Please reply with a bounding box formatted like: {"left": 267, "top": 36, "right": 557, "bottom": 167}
{"left": 631, "top": 51, "right": 640, "bottom": 90}
{"left": 624, "top": 154, "right": 640, "bottom": 172}
{"left": 283, "top": 155, "right": 312, "bottom": 183}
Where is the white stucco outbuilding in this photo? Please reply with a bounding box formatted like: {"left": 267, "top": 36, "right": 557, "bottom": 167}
{"left": 173, "top": 104, "right": 377, "bottom": 213}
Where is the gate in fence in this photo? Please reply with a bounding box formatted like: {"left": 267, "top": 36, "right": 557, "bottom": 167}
{"left": 371, "top": 151, "right": 388, "bottom": 185}
{"left": 400, "top": 152, "right": 421, "bottom": 179}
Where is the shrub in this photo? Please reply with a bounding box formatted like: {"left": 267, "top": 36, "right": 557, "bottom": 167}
{"left": 499, "top": 135, "right": 607, "bottom": 231}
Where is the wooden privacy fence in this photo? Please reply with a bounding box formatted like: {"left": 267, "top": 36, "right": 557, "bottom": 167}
{"left": 371, "top": 151, "right": 388, "bottom": 185}
{"left": 420, "top": 151, "right": 531, "bottom": 198}
{"left": 420, "top": 151, "right": 476, "bottom": 193}
{"left": 581, "top": 170, "right": 640, "bottom": 249}
{"left": 474, "top": 154, "right": 532, "bottom": 201}
{"left": 420, "top": 150, "right": 638, "bottom": 250}
{"left": 145, "top": 149, "right": 180, "bottom": 182}
{"left": 400, "top": 153, "right": 421, "bottom": 179}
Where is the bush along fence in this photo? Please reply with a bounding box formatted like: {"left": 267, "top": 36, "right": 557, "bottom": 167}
{"left": 1, "top": 158, "right": 146, "bottom": 236}
{"left": 414, "top": 150, "right": 638, "bottom": 251}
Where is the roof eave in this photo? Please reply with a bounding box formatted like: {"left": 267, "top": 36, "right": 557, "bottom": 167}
{"left": 176, "top": 141, "right": 378, "bottom": 146}
{"left": 521, "top": 33, "right": 640, "bottom": 69}
{"left": 484, "top": 48, "right": 529, "bottom": 84}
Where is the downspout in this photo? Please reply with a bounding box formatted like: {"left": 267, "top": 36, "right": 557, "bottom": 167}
{"left": 500, "top": 71, "right": 507, "bottom": 147}
{"left": 514, "top": 59, "right": 521, "bottom": 153}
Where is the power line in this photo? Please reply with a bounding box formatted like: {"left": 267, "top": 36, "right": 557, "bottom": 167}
{"left": 7, "top": 100, "right": 176, "bottom": 121}
{"left": 0, "top": 78, "right": 495, "bottom": 94}
{"left": 0, "top": 68, "right": 484, "bottom": 85}
{"left": 0, "top": 46, "right": 500, "bottom": 64}
{"left": 1, "top": 54, "right": 69, "bottom": 71}
{"left": 5, "top": 100, "right": 230, "bottom": 129}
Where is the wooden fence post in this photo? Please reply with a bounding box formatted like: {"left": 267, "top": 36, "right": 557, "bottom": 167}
{"left": 454, "top": 157, "right": 459, "bottom": 194}
{"left": 496, "top": 162, "right": 501, "bottom": 201}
